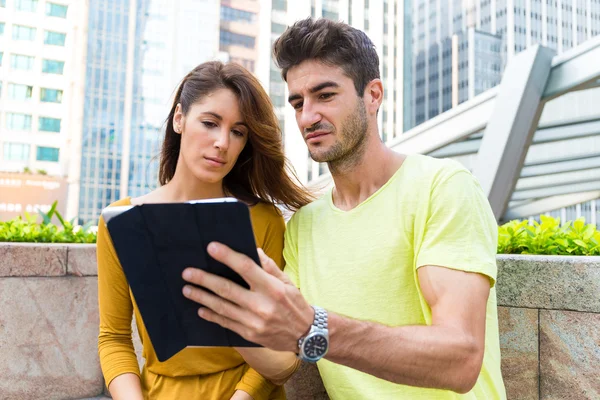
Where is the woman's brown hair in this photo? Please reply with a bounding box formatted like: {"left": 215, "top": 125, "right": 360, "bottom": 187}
{"left": 160, "top": 61, "right": 312, "bottom": 211}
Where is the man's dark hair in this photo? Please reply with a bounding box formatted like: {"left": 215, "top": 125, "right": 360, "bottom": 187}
{"left": 273, "top": 18, "right": 380, "bottom": 97}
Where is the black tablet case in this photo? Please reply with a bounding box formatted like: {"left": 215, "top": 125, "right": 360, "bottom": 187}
{"left": 106, "top": 201, "right": 261, "bottom": 362}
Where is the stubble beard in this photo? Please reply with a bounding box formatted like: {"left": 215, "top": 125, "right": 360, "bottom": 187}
{"left": 309, "top": 100, "right": 369, "bottom": 175}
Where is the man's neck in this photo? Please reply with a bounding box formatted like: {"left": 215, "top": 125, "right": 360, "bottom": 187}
{"left": 329, "top": 135, "right": 406, "bottom": 211}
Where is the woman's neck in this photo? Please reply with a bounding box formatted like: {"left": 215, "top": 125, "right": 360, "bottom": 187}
{"left": 167, "top": 166, "right": 225, "bottom": 200}
{"left": 137, "top": 166, "right": 226, "bottom": 204}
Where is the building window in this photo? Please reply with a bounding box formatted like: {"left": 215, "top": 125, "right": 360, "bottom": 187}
{"left": 0, "top": 22, "right": 4, "bottom": 35}
{"left": 3, "top": 143, "right": 30, "bottom": 161}
{"left": 8, "top": 83, "right": 33, "bottom": 100}
{"left": 12, "top": 25, "right": 37, "bottom": 41}
{"left": 44, "top": 31, "right": 66, "bottom": 46}
{"left": 40, "top": 88, "right": 63, "bottom": 103}
{"left": 348, "top": 0, "right": 352, "bottom": 24}
{"left": 272, "top": 22, "right": 286, "bottom": 34}
{"left": 219, "top": 29, "right": 255, "bottom": 49}
{"left": 0, "top": 0, "right": 5, "bottom": 7}
{"left": 42, "top": 59, "right": 65, "bottom": 74}
{"left": 323, "top": 10, "right": 338, "bottom": 20}
{"left": 272, "top": 93, "right": 286, "bottom": 108}
{"left": 11, "top": 54, "right": 34, "bottom": 70}
{"left": 39, "top": 117, "right": 62, "bottom": 132}
{"left": 15, "top": 0, "right": 38, "bottom": 12}
{"left": 7, "top": 113, "right": 32, "bottom": 131}
{"left": 273, "top": 0, "right": 287, "bottom": 11}
{"left": 45, "top": 2, "right": 68, "bottom": 18}
{"left": 230, "top": 57, "right": 255, "bottom": 72}
{"left": 36, "top": 146, "right": 60, "bottom": 162}
{"left": 220, "top": 5, "right": 255, "bottom": 23}
{"left": 319, "top": 163, "right": 328, "bottom": 176}
{"left": 270, "top": 69, "right": 281, "bottom": 81}
{"left": 0, "top": 51, "right": 3, "bottom": 66}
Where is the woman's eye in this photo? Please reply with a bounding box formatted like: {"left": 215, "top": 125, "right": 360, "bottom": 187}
{"left": 232, "top": 130, "right": 245, "bottom": 137}
{"left": 202, "top": 121, "right": 217, "bottom": 128}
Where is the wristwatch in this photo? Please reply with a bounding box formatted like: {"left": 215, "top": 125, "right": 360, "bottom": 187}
{"left": 297, "top": 305, "right": 329, "bottom": 363}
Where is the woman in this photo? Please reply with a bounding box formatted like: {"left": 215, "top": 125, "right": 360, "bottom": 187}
{"left": 97, "top": 61, "right": 311, "bottom": 400}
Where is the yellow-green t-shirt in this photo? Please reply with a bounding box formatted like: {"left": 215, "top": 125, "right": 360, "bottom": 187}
{"left": 283, "top": 154, "right": 506, "bottom": 400}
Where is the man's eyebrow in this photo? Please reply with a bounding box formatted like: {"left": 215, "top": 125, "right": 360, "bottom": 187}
{"left": 309, "top": 81, "right": 340, "bottom": 93}
{"left": 201, "top": 112, "right": 247, "bottom": 127}
{"left": 288, "top": 81, "right": 340, "bottom": 103}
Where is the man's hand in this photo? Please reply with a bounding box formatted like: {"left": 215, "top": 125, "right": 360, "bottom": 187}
{"left": 182, "top": 242, "right": 314, "bottom": 353}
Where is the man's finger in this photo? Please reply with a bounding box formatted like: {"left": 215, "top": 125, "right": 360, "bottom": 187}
{"left": 207, "top": 242, "right": 268, "bottom": 287}
{"left": 197, "top": 307, "right": 254, "bottom": 342}
{"left": 257, "top": 248, "right": 292, "bottom": 285}
{"left": 182, "top": 267, "right": 253, "bottom": 308}
{"left": 182, "top": 284, "right": 253, "bottom": 325}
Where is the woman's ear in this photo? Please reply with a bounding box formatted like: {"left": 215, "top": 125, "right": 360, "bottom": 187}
{"left": 173, "top": 103, "right": 183, "bottom": 134}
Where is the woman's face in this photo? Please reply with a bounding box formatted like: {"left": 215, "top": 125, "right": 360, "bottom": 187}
{"left": 173, "top": 88, "right": 249, "bottom": 184}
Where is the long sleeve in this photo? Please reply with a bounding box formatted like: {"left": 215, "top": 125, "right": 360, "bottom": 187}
{"left": 235, "top": 367, "right": 281, "bottom": 400}
{"left": 97, "top": 210, "right": 141, "bottom": 387}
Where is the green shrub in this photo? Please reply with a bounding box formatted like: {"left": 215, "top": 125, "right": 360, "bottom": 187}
{"left": 0, "top": 201, "right": 96, "bottom": 244}
{"left": 498, "top": 215, "right": 600, "bottom": 255}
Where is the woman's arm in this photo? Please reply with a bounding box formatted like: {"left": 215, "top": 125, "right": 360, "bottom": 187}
{"left": 97, "top": 213, "right": 144, "bottom": 398}
{"left": 230, "top": 389, "right": 255, "bottom": 400}
{"left": 108, "top": 373, "right": 144, "bottom": 400}
{"left": 235, "top": 347, "right": 300, "bottom": 385}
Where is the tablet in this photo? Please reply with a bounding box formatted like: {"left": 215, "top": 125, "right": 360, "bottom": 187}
{"left": 101, "top": 197, "right": 262, "bottom": 361}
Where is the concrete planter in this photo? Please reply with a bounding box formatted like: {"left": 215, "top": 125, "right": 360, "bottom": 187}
{"left": 496, "top": 255, "right": 600, "bottom": 400}
{"left": 0, "top": 244, "right": 598, "bottom": 399}
{"left": 0, "top": 243, "right": 101, "bottom": 400}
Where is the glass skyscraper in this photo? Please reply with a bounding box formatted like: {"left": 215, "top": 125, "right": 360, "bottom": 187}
{"left": 78, "top": 0, "right": 220, "bottom": 223}
{"left": 79, "top": 0, "right": 129, "bottom": 222}
{"left": 408, "top": 0, "right": 600, "bottom": 128}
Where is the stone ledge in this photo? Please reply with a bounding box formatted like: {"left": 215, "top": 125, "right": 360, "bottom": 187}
{"left": 67, "top": 245, "right": 98, "bottom": 276}
{"left": 498, "top": 306, "right": 539, "bottom": 400}
{"left": 284, "top": 362, "right": 328, "bottom": 399}
{"left": 540, "top": 310, "right": 600, "bottom": 399}
{"left": 497, "top": 254, "right": 600, "bottom": 312}
{"left": 0, "top": 243, "right": 67, "bottom": 277}
{"left": 0, "top": 276, "right": 103, "bottom": 399}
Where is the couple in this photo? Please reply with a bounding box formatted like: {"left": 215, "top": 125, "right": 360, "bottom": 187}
{"left": 98, "top": 18, "right": 506, "bottom": 400}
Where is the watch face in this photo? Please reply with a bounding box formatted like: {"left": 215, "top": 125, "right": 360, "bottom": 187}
{"left": 303, "top": 333, "right": 328, "bottom": 360}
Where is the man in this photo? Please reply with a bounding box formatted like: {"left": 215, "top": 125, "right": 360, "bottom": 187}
{"left": 182, "top": 18, "right": 506, "bottom": 399}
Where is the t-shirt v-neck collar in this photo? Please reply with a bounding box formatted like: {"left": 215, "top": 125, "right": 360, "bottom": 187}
{"left": 327, "top": 154, "right": 413, "bottom": 214}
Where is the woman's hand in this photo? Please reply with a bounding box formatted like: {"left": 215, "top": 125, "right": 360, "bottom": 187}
{"left": 230, "top": 389, "right": 254, "bottom": 400}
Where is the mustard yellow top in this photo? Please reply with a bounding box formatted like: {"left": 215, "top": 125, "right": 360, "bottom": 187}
{"left": 97, "top": 197, "right": 286, "bottom": 400}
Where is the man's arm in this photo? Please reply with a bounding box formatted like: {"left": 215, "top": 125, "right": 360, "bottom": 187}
{"left": 325, "top": 265, "right": 489, "bottom": 393}
{"left": 182, "top": 244, "right": 491, "bottom": 394}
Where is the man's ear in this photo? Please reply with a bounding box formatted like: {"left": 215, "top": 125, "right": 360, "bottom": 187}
{"left": 364, "top": 79, "right": 384, "bottom": 115}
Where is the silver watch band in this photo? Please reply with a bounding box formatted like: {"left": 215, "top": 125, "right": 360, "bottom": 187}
{"left": 312, "top": 305, "right": 328, "bottom": 330}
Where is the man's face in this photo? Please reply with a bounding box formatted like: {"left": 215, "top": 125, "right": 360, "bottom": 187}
{"left": 286, "top": 60, "right": 368, "bottom": 163}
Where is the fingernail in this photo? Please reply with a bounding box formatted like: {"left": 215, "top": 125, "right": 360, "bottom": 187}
{"left": 208, "top": 242, "right": 218, "bottom": 253}
{"left": 182, "top": 269, "right": 192, "bottom": 280}
{"left": 198, "top": 308, "right": 206, "bottom": 317}
{"left": 183, "top": 286, "right": 191, "bottom": 296}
